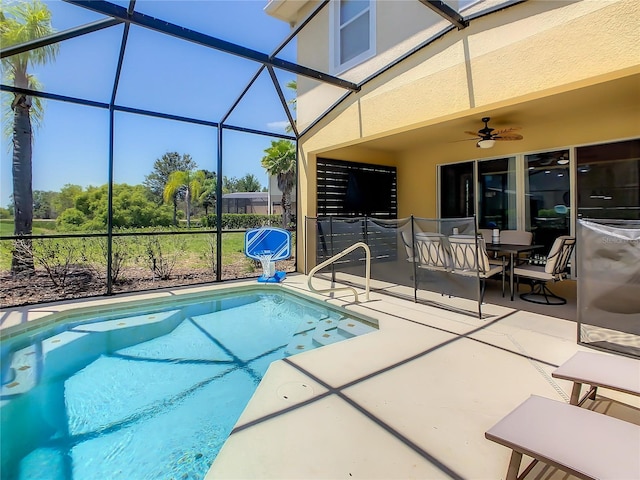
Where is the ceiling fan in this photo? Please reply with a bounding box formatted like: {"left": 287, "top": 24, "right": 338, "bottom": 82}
{"left": 464, "top": 117, "right": 523, "bottom": 148}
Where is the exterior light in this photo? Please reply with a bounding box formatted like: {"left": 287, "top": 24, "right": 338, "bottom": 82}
{"left": 477, "top": 139, "right": 495, "bottom": 148}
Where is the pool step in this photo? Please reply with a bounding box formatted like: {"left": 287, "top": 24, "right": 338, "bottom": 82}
{"left": 337, "top": 318, "right": 378, "bottom": 338}
{"left": 284, "top": 331, "right": 315, "bottom": 355}
{"left": 312, "top": 327, "right": 351, "bottom": 347}
{"left": 286, "top": 316, "right": 378, "bottom": 356}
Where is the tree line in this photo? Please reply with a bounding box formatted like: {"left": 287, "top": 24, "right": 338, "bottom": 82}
{"left": 2, "top": 151, "right": 269, "bottom": 230}
{"left": 2, "top": 0, "right": 297, "bottom": 275}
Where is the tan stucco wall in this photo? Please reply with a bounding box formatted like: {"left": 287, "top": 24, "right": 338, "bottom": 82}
{"left": 291, "top": 0, "right": 640, "bottom": 271}
{"left": 300, "top": 0, "right": 639, "bottom": 147}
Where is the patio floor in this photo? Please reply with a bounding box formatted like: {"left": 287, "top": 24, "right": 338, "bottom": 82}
{"left": 209, "top": 274, "right": 638, "bottom": 479}
{"left": 1, "top": 275, "right": 637, "bottom": 479}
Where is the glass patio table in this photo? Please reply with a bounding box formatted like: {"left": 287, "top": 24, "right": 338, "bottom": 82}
{"left": 485, "top": 243, "right": 545, "bottom": 300}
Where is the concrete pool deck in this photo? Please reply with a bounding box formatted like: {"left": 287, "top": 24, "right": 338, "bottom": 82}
{"left": 2, "top": 274, "right": 638, "bottom": 479}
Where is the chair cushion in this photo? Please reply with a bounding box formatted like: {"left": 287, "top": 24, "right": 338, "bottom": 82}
{"left": 499, "top": 230, "right": 533, "bottom": 245}
{"left": 400, "top": 221, "right": 423, "bottom": 261}
{"left": 545, "top": 235, "right": 573, "bottom": 274}
{"left": 514, "top": 265, "right": 554, "bottom": 281}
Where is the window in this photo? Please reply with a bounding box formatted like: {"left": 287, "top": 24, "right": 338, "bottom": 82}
{"left": 525, "top": 150, "right": 570, "bottom": 253}
{"left": 440, "top": 161, "right": 475, "bottom": 218}
{"left": 330, "top": 0, "right": 376, "bottom": 73}
{"left": 576, "top": 139, "right": 640, "bottom": 220}
{"left": 478, "top": 157, "right": 517, "bottom": 230}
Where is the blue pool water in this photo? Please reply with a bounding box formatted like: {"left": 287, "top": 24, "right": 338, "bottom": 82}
{"left": 0, "top": 288, "right": 377, "bottom": 480}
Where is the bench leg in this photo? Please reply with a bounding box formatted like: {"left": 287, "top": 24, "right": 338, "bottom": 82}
{"left": 506, "top": 450, "right": 523, "bottom": 480}
{"left": 570, "top": 382, "right": 582, "bottom": 405}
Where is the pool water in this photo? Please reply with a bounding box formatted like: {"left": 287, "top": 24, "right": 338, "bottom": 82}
{"left": 0, "top": 289, "right": 377, "bottom": 480}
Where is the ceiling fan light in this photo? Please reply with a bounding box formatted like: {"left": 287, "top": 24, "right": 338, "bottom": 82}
{"left": 557, "top": 158, "right": 569, "bottom": 165}
{"left": 477, "top": 139, "right": 495, "bottom": 149}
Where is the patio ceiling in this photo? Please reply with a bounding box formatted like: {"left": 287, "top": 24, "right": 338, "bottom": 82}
{"left": 334, "top": 73, "right": 640, "bottom": 155}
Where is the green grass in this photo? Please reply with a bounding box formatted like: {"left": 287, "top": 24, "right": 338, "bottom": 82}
{"left": 0, "top": 227, "right": 252, "bottom": 272}
{"left": 0, "top": 219, "right": 57, "bottom": 236}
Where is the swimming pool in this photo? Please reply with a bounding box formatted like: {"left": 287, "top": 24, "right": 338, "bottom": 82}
{"left": 0, "top": 286, "right": 378, "bottom": 480}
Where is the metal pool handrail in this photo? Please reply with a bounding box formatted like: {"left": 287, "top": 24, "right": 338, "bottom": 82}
{"left": 307, "top": 242, "right": 371, "bottom": 302}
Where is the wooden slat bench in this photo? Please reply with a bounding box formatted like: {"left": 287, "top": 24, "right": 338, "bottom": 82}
{"left": 552, "top": 351, "right": 640, "bottom": 405}
{"left": 485, "top": 395, "right": 640, "bottom": 480}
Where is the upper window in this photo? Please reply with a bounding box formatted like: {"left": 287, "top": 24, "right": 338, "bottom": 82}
{"left": 330, "top": 0, "right": 376, "bottom": 73}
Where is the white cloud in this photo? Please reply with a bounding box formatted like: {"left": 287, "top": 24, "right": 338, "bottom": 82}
{"left": 266, "top": 120, "right": 290, "bottom": 130}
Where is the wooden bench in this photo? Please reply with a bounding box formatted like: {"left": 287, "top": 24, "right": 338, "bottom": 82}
{"left": 485, "top": 395, "right": 640, "bottom": 480}
{"left": 552, "top": 351, "right": 640, "bottom": 405}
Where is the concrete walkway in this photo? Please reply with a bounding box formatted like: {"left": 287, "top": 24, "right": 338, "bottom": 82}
{"left": 207, "top": 275, "right": 639, "bottom": 479}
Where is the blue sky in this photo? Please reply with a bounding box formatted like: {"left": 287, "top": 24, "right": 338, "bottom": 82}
{"left": 1, "top": 0, "right": 298, "bottom": 208}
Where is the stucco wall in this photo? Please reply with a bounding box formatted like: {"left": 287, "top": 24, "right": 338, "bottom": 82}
{"left": 299, "top": 0, "right": 639, "bottom": 148}
{"left": 292, "top": 0, "right": 640, "bottom": 271}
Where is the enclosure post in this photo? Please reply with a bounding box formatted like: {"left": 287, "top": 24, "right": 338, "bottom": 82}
{"left": 474, "top": 214, "right": 482, "bottom": 319}
{"left": 106, "top": 21, "right": 130, "bottom": 295}
{"left": 106, "top": 107, "right": 114, "bottom": 295}
{"left": 412, "top": 215, "right": 417, "bottom": 303}
{"left": 216, "top": 127, "right": 223, "bottom": 282}
{"left": 329, "top": 216, "right": 335, "bottom": 282}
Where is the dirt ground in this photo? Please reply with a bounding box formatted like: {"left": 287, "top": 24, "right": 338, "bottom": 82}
{"left": 0, "top": 259, "right": 295, "bottom": 309}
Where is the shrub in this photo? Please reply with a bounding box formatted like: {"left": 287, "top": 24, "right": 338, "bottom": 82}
{"left": 200, "top": 233, "right": 217, "bottom": 276}
{"left": 15, "top": 237, "right": 85, "bottom": 288}
{"left": 139, "top": 235, "right": 186, "bottom": 280}
{"left": 56, "top": 208, "right": 88, "bottom": 231}
{"left": 201, "top": 214, "right": 281, "bottom": 230}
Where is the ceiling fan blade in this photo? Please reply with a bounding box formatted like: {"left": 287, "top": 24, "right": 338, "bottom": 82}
{"left": 495, "top": 133, "right": 523, "bottom": 141}
{"left": 464, "top": 131, "right": 481, "bottom": 137}
{"left": 492, "top": 127, "right": 521, "bottom": 135}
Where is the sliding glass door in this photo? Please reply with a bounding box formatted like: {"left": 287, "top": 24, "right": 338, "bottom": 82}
{"left": 440, "top": 161, "right": 474, "bottom": 218}
{"left": 477, "top": 157, "right": 517, "bottom": 230}
{"left": 524, "top": 150, "right": 570, "bottom": 252}
{"left": 576, "top": 139, "right": 640, "bottom": 220}
{"left": 438, "top": 139, "right": 639, "bottom": 254}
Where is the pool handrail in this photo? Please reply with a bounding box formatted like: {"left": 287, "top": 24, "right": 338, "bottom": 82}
{"left": 307, "top": 242, "right": 371, "bottom": 302}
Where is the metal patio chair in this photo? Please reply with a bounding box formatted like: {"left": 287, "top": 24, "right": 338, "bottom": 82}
{"left": 514, "top": 235, "right": 575, "bottom": 305}
{"left": 448, "top": 235, "right": 505, "bottom": 302}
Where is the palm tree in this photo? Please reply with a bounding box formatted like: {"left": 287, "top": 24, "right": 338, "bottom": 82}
{"left": 285, "top": 80, "right": 296, "bottom": 134}
{"left": 163, "top": 170, "right": 206, "bottom": 228}
{"left": 1, "top": 0, "right": 58, "bottom": 274}
{"left": 261, "top": 140, "right": 296, "bottom": 229}
{"left": 198, "top": 176, "right": 217, "bottom": 216}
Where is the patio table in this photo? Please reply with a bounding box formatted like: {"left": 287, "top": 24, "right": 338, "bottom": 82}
{"left": 485, "top": 243, "right": 545, "bottom": 300}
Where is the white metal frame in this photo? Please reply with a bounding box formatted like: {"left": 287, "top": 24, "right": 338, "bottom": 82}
{"left": 329, "top": 0, "right": 376, "bottom": 75}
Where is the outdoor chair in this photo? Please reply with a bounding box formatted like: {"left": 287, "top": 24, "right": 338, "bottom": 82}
{"left": 500, "top": 229, "right": 533, "bottom": 246}
{"left": 551, "top": 351, "right": 640, "bottom": 406}
{"left": 478, "top": 228, "right": 493, "bottom": 244}
{"left": 414, "top": 232, "right": 450, "bottom": 272}
{"left": 485, "top": 395, "right": 640, "bottom": 480}
{"left": 399, "top": 221, "right": 422, "bottom": 263}
{"left": 447, "top": 235, "right": 505, "bottom": 301}
{"left": 514, "top": 235, "right": 575, "bottom": 305}
{"left": 492, "top": 230, "right": 534, "bottom": 266}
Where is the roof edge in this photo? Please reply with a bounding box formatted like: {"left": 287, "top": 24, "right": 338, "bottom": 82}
{"left": 264, "top": 0, "right": 311, "bottom": 24}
